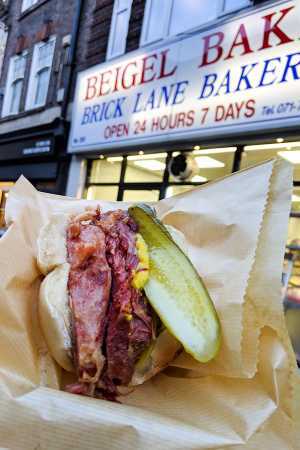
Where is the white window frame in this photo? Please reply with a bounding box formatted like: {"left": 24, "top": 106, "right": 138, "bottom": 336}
{"left": 219, "top": 0, "right": 252, "bottom": 16}
{"left": 106, "top": 0, "right": 133, "bottom": 60}
{"left": 25, "top": 36, "right": 56, "bottom": 111}
{"left": 2, "top": 51, "right": 27, "bottom": 117}
{"left": 21, "top": 0, "right": 38, "bottom": 13}
{"left": 141, "top": 0, "right": 253, "bottom": 46}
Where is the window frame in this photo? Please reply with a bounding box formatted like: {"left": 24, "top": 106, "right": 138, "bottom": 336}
{"left": 2, "top": 51, "right": 28, "bottom": 117}
{"left": 21, "top": 0, "right": 38, "bottom": 13}
{"left": 106, "top": 0, "right": 133, "bottom": 61}
{"left": 25, "top": 35, "right": 56, "bottom": 111}
{"left": 140, "top": 0, "right": 253, "bottom": 46}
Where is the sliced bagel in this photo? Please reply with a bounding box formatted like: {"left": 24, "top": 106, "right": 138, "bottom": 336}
{"left": 37, "top": 213, "right": 69, "bottom": 275}
{"left": 39, "top": 263, "right": 74, "bottom": 372}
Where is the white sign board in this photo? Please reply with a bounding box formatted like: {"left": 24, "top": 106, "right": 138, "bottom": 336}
{"left": 69, "top": 0, "right": 300, "bottom": 153}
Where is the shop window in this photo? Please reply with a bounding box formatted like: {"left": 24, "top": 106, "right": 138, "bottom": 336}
{"left": 2, "top": 52, "right": 27, "bottom": 117}
{"left": 169, "top": 148, "right": 236, "bottom": 183}
{"left": 86, "top": 186, "right": 119, "bottom": 201}
{"left": 241, "top": 142, "right": 300, "bottom": 182}
{"left": 123, "top": 189, "right": 160, "bottom": 202}
{"left": 291, "top": 187, "right": 300, "bottom": 213}
{"left": 222, "top": 0, "right": 252, "bottom": 14}
{"left": 107, "top": 0, "right": 133, "bottom": 60}
{"left": 90, "top": 159, "right": 122, "bottom": 183}
{"left": 22, "top": 0, "right": 38, "bottom": 12}
{"left": 125, "top": 153, "right": 166, "bottom": 183}
{"left": 140, "top": 0, "right": 252, "bottom": 45}
{"left": 25, "top": 36, "right": 56, "bottom": 110}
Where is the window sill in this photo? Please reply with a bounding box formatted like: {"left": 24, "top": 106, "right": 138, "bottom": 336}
{"left": 19, "top": 0, "right": 50, "bottom": 20}
{"left": 0, "top": 105, "right": 48, "bottom": 123}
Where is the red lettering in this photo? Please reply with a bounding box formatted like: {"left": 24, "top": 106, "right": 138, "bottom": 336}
{"left": 121, "top": 62, "right": 138, "bottom": 89}
{"left": 158, "top": 50, "right": 177, "bottom": 79}
{"left": 245, "top": 99, "right": 256, "bottom": 118}
{"left": 84, "top": 76, "right": 97, "bottom": 100}
{"left": 235, "top": 101, "right": 245, "bottom": 119}
{"left": 112, "top": 66, "right": 122, "bottom": 93}
{"left": 225, "top": 24, "right": 253, "bottom": 60}
{"left": 200, "top": 32, "right": 224, "bottom": 67}
{"left": 260, "top": 6, "right": 294, "bottom": 50}
{"left": 215, "top": 105, "right": 225, "bottom": 122}
{"left": 186, "top": 110, "right": 195, "bottom": 127}
{"left": 141, "top": 54, "right": 157, "bottom": 84}
{"left": 104, "top": 126, "right": 111, "bottom": 139}
{"left": 177, "top": 112, "right": 185, "bottom": 128}
{"left": 98, "top": 70, "right": 112, "bottom": 97}
{"left": 151, "top": 116, "right": 159, "bottom": 132}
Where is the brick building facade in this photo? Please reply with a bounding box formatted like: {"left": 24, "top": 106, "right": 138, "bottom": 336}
{"left": 0, "top": 0, "right": 80, "bottom": 207}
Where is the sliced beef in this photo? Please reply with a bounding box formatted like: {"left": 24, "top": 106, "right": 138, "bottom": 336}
{"left": 97, "top": 211, "right": 153, "bottom": 391}
{"left": 66, "top": 218, "right": 111, "bottom": 393}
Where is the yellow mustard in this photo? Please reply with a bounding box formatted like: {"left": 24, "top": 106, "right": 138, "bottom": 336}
{"left": 132, "top": 233, "right": 149, "bottom": 290}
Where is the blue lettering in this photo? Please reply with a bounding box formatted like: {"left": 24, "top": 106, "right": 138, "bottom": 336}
{"left": 81, "top": 107, "right": 92, "bottom": 125}
{"left": 145, "top": 90, "right": 155, "bottom": 110}
{"left": 258, "top": 57, "right": 281, "bottom": 87}
{"left": 236, "top": 63, "right": 257, "bottom": 91}
{"left": 158, "top": 84, "right": 173, "bottom": 107}
{"left": 133, "top": 92, "right": 143, "bottom": 113}
{"left": 171, "top": 80, "right": 188, "bottom": 105}
{"left": 104, "top": 100, "right": 115, "bottom": 120}
{"left": 280, "top": 52, "right": 300, "bottom": 83}
{"left": 199, "top": 73, "right": 217, "bottom": 99}
{"left": 113, "top": 97, "right": 126, "bottom": 118}
{"left": 215, "top": 70, "right": 231, "bottom": 96}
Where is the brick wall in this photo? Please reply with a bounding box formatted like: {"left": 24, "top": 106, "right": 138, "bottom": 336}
{"left": 0, "top": 0, "right": 147, "bottom": 123}
{"left": 71, "top": 0, "right": 146, "bottom": 96}
{"left": 0, "top": 0, "right": 77, "bottom": 122}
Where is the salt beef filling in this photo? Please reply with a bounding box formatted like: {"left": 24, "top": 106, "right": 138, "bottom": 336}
{"left": 66, "top": 208, "right": 154, "bottom": 399}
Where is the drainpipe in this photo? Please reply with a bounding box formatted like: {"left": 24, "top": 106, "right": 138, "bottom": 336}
{"left": 61, "top": 0, "right": 84, "bottom": 120}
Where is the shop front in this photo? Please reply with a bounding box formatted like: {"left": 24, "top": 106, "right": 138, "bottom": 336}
{"left": 67, "top": 0, "right": 300, "bottom": 231}
{"left": 0, "top": 120, "right": 70, "bottom": 231}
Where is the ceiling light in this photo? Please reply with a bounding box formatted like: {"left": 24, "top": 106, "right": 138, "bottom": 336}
{"left": 99, "top": 155, "right": 104, "bottom": 159}
{"left": 107, "top": 156, "right": 123, "bottom": 162}
{"left": 193, "top": 147, "right": 237, "bottom": 155}
{"left": 195, "top": 156, "right": 225, "bottom": 168}
{"left": 128, "top": 152, "right": 167, "bottom": 161}
{"left": 134, "top": 160, "right": 165, "bottom": 171}
{"left": 191, "top": 175, "right": 207, "bottom": 182}
{"left": 276, "top": 138, "right": 284, "bottom": 143}
{"left": 194, "top": 145, "right": 200, "bottom": 151}
{"left": 278, "top": 151, "right": 300, "bottom": 164}
{"left": 138, "top": 150, "right": 144, "bottom": 155}
{"left": 292, "top": 194, "right": 300, "bottom": 202}
{"left": 245, "top": 142, "right": 300, "bottom": 151}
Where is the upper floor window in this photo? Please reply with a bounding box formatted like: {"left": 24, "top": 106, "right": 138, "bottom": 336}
{"left": 22, "top": 0, "right": 38, "bottom": 12}
{"left": 25, "top": 36, "right": 56, "bottom": 110}
{"left": 107, "top": 0, "right": 133, "bottom": 60}
{"left": 222, "top": 0, "right": 252, "bottom": 14}
{"left": 2, "top": 52, "right": 27, "bottom": 117}
{"left": 141, "top": 0, "right": 252, "bottom": 45}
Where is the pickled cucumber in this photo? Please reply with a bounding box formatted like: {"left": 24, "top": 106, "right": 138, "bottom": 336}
{"left": 129, "top": 204, "right": 221, "bottom": 363}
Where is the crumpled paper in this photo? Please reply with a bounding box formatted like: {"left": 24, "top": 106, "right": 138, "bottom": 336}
{"left": 0, "top": 158, "right": 298, "bottom": 450}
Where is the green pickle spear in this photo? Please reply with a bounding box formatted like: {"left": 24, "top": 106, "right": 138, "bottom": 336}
{"left": 129, "top": 204, "right": 221, "bottom": 363}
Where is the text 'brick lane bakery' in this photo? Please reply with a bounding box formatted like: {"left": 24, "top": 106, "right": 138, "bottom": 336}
{"left": 67, "top": 0, "right": 300, "bottom": 227}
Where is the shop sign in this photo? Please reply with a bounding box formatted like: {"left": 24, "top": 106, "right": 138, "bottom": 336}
{"left": 69, "top": 0, "right": 300, "bottom": 152}
{"left": 0, "top": 136, "right": 54, "bottom": 161}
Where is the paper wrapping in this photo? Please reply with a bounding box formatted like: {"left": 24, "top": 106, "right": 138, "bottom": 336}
{"left": 0, "top": 158, "right": 298, "bottom": 450}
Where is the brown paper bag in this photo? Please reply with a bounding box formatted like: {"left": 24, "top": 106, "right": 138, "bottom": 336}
{"left": 0, "top": 158, "right": 298, "bottom": 450}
